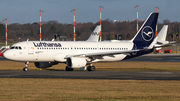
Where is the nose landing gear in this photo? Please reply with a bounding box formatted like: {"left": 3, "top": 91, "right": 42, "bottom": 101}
{"left": 23, "top": 62, "right": 29, "bottom": 71}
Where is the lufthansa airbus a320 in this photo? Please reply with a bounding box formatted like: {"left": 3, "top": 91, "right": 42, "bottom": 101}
{"left": 4, "top": 12, "right": 167, "bottom": 71}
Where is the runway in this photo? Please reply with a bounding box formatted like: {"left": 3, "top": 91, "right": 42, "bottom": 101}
{"left": 0, "top": 71, "right": 180, "bottom": 80}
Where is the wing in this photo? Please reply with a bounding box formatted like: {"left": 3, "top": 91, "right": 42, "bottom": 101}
{"left": 85, "top": 50, "right": 139, "bottom": 57}
{"left": 70, "top": 49, "right": 141, "bottom": 59}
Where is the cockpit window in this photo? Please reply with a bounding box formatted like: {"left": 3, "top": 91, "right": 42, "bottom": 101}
{"left": 10, "top": 46, "right": 15, "bottom": 49}
{"left": 10, "top": 46, "right": 22, "bottom": 50}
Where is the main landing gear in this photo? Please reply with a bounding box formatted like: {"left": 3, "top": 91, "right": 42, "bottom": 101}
{"left": 23, "top": 62, "right": 29, "bottom": 71}
{"left": 87, "top": 64, "right": 96, "bottom": 71}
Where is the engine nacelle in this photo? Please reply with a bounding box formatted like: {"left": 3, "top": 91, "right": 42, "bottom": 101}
{"left": 34, "top": 62, "right": 58, "bottom": 68}
{"left": 66, "top": 57, "right": 87, "bottom": 68}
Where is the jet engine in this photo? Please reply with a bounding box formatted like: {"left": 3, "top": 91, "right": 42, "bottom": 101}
{"left": 66, "top": 57, "right": 87, "bottom": 68}
{"left": 34, "top": 62, "right": 58, "bottom": 68}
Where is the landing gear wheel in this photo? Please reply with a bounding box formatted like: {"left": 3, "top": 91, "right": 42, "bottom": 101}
{"left": 65, "top": 66, "right": 74, "bottom": 71}
{"left": 87, "top": 66, "right": 96, "bottom": 71}
{"left": 23, "top": 67, "right": 28, "bottom": 71}
{"left": 23, "top": 62, "right": 29, "bottom": 72}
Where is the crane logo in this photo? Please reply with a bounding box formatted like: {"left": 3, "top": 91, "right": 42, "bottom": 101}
{"left": 141, "top": 26, "right": 154, "bottom": 41}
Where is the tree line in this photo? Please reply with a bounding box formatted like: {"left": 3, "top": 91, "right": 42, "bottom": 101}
{"left": 0, "top": 19, "right": 179, "bottom": 43}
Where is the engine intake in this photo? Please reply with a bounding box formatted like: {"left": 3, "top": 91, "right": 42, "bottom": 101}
{"left": 66, "top": 57, "right": 87, "bottom": 68}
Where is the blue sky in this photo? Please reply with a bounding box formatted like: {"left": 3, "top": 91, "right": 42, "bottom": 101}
{"left": 0, "top": 0, "right": 178, "bottom": 24}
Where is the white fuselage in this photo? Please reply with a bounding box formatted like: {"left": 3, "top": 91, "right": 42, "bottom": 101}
{"left": 4, "top": 41, "right": 133, "bottom": 62}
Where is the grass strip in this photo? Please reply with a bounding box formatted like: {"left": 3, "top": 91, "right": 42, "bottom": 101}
{"left": 0, "top": 78, "right": 180, "bottom": 101}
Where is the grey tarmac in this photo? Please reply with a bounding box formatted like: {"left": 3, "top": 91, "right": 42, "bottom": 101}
{"left": 0, "top": 71, "right": 180, "bottom": 80}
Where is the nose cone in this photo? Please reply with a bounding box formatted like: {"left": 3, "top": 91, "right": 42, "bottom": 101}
{"left": 3, "top": 51, "right": 12, "bottom": 60}
{"left": 3, "top": 51, "right": 8, "bottom": 58}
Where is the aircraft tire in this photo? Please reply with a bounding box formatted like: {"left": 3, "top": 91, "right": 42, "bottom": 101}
{"left": 23, "top": 67, "right": 28, "bottom": 72}
{"left": 87, "top": 66, "right": 96, "bottom": 71}
{"left": 65, "top": 66, "right": 74, "bottom": 71}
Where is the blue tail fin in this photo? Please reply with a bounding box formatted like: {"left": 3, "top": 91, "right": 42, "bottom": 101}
{"left": 131, "top": 12, "right": 159, "bottom": 49}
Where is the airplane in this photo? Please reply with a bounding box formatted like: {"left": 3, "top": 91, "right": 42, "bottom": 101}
{"left": 3, "top": 12, "right": 159, "bottom": 72}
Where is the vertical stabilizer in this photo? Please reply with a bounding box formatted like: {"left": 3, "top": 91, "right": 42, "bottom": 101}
{"left": 86, "top": 25, "right": 101, "bottom": 42}
{"left": 157, "top": 25, "right": 168, "bottom": 43}
{"left": 131, "top": 13, "right": 159, "bottom": 49}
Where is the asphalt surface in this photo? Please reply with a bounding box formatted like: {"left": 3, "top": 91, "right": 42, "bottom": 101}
{"left": 0, "top": 71, "right": 180, "bottom": 80}
{"left": 0, "top": 53, "right": 180, "bottom": 80}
